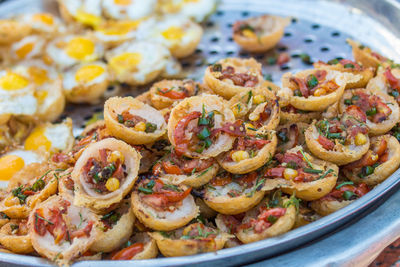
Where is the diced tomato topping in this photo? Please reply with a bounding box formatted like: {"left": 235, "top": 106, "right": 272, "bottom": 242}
{"left": 325, "top": 183, "right": 370, "bottom": 200}
{"left": 345, "top": 105, "right": 367, "bottom": 123}
{"left": 291, "top": 77, "right": 309, "bottom": 97}
{"left": 318, "top": 135, "right": 335, "bottom": 150}
{"left": 34, "top": 209, "right": 47, "bottom": 236}
{"left": 69, "top": 221, "right": 94, "bottom": 240}
{"left": 384, "top": 68, "right": 400, "bottom": 91}
{"left": 211, "top": 120, "right": 246, "bottom": 138}
{"left": 173, "top": 111, "right": 202, "bottom": 156}
{"left": 343, "top": 150, "right": 378, "bottom": 169}
{"left": 373, "top": 138, "right": 387, "bottom": 156}
{"left": 158, "top": 88, "right": 187, "bottom": 99}
{"left": 275, "top": 152, "right": 304, "bottom": 166}
{"left": 162, "top": 161, "right": 183, "bottom": 175}
{"left": 210, "top": 174, "right": 233, "bottom": 186}
{"left": 111, "top": 243, "right": 144, "bottom": 260}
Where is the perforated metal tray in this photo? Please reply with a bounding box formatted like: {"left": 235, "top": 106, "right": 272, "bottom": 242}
{"left": 1, "top": 0, "right": 400, "bottom": 266}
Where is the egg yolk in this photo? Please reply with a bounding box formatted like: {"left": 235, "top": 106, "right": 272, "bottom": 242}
{"left": 98, "top": 20, "right": 141, "bottom": 35}
{"left": 0, "top": 72, "right": 29, "bottom": 91}
{"left": 75, "top": 65, "right": 105, "bottom": 83}
{"left": 15, "top": 42, "right": 34, "bottom": 59}
{"left": 34, "top": 90, "right": 48, "bottom": 104}
{"left": 24, "top": 127, "right": 51, "bottom": 152}
{"left": 0, "top": 155, "right": 25, "bottom": 181}
{"left": 114, "top": 0, "right": 132, "bottom": 5}
{"left": 33, "top": 13, "right": 54, "bottom": 25}
{"left": 75, "top": 9, "right": 102, "bottom": 27}
{"left": 28, "top": 66, "right": 49, "bottom": 86}
{"left": 162, "top": 26, "right": 184, "bottom": 41}
{"left": 66, "top": 37, "right": 95, "bottom": 60}
{"left": 109, "top": 52, "right": 141, "bottom": 74}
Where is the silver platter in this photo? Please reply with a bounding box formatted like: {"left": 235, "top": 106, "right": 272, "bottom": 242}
{"left": 0, "top": 0, "right": 400, "bottom": 266}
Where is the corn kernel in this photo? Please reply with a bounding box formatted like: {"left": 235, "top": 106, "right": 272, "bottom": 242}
{"left": 242, "top": 29, "right": 256, "bottom": 38}
{"left": 108, "top": 151, "right": 124, "bottom": 163}
{"left": 283, "top": 168, "right": 298, "bottom": 180}
{"left": 253, "top": 94, "right": 266, "bottom": 105}
{"left": 249, "top": 113, "right": 260, "bottom": 122}
{"left": 105, "top": 177, "right": 120, "bottom": 192}
{"left": 355, "top": 133, "right": 367, "bottom": 146}
{"left": 371, "top": 154, "right": 379, "bottom": 162}
{"left": 245, "top": 123, "right": 257, "bottom": 134}
{"left": 313, "top": 88, "right": 327, "bottom": 97}
{"left": 134, "top": 121, "right": 146, "bottom": 132}
{"left": 231, "top": 104, "right": 240, "bottom": 117}
{"left": 232, "top": 150, "right": 250, "bottom": 162}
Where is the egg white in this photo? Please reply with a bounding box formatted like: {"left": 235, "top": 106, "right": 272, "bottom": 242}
{"left": 106, "top": 40, "right": 171, "bottom": 83}
{"left": 102, "top": 0, "right": 157, "bottom": 20}
{"left": 18, "top": 13, "right": 66, "bottom": 34}
{"left": 159, "top": 0, "right": 217, "bottom": 22}
{"left": 11, "top": 35, "right": 46, "bottom": 62}
{"left": 63, "top": 0, "right": 102, "bottom": 20}
{"left": 62, "top": 61, "right": 108, "bottom": 91}
{"left": 45, "top": 35, "right": 104, "bottom": 70}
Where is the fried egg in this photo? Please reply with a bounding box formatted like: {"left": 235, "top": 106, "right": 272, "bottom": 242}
{"left": 0, "top": 149, "right": 44, "bottom": 187}
{"left": 24, "top": 119, "right": 74, "bottom": 154}
{"left": 149, "top": 16, "right": 203, "bottom": 58}
{"left": 61, "top": 0, "right": 103, "bottom": 27}
{"left": 9, "top": 35, "right": 46, "bottom": 62}
{"left": 102, "top": 0, "right": 157, "bottom": 20}
{"left": 45, "top": 35, "right": 104, "bottom": 69}
{"left": 158, "top": 0, "right": 217, "bottom": 22}
{"left": 18, "top": 13, "right": 66, "bottom": 34}
{"left": 105, "top": 40, "right": 171, "bottom": 85}
{"left": 62, "top": 61, "right": 109, "bottom": 103}
{"left": 0, "top": 70, "right": 37, "bottom": 121}
{"left": 94, "top": 18, "right": 155, "bottom": 47}
{"left": 13, "top": 60, "right": 65, "bottom": 122}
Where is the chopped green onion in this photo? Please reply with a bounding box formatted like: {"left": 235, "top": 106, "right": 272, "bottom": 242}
{"left": 327, "top": 58, "right": 339, "bottom": 65}
{"left": 366, "top": 107, "right": 377, "bottom": 116}
{"left": 303, "top": 168, "right": 323, "bottom": 174}
{"left": 342, "top": 190, "right": 356, "bottom": 200}
{"left": 343, "top": 63, "right": 355, "bottom": 68}
{"left": 319, "top": 168, "right": 334, "bottom": 179}
{"left": 299, "top": 149, "right": 313, "bottom": 168}
{"left": 117, "top": 114, "right": 124, "bottom": 123}
{"left": 197, "top": 127, "right": 211, "bottom": 140}
{"left": 211, "top": 64, "right": 222, "bottom": 72}
{"left": 294, "top": 89, "right": 302, "bottom": 97}
{"left": 344, "top": 99, "right": 352, "bottom": 105}
{"left": 307, "top": 74, "right": 318, "bottom": 89}
{"left": 336, "top": 181, "right": 354, "bottom": 190}
{"left": 145, "top": 122, "right": 157, "bottom": 133}
{"left": 138, "top": 187, "right": 153, "bottom": 194}
{"left": 300, "top": 53, "right": 312, "bottom": 65}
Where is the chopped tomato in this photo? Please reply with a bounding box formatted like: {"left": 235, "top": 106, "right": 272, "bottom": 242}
{"left": 173, "top": 111, "right": 202, "bottom": 156}
{"left": 384, "top": 68, "right": 400, "bottom": 91}
{"left": 339, "top": 59, "right": 362, "bottom": 70}
{"left": 47, "top": 207, "right": 68, "bottom": 244}
{"left": 158, "top": 88, "right": 187, "bottom": 99}
{"left": 315, "top": 70, "right": 327, "bottom": 81}
{"left": 326, "top": 183, "right": 369, "bottom": 200}
{"left": 211, "top": 120, "right": 246, "bottom": 137}
{"left": 373, "top": 138, "right": 387, "bottom": 156}
{"left": 236, "top": 172, "right": 258, "bottom": 186}
{"left": 345, "top": 105, "right": 367, "bottom": 123}
{"left": 379, "top": 152, "right": 389, "bottom": 163}
{"left": 34, "top": 209, "right": 47, "bottom": 236}
{"left": 162, "top": 161, "right": 183, "bottom": 175}
{"left": 318, "top": 135, "right": 335, "bottom": 150}
{"left": 162, "top": 187, "right": 191, "bottom": 202}
{"left": 275, "top": 152, "right": 304, "bottom": 166}
{"left": 258, "top": 207, "right": 286, "bottom": 221}
{"left": 343, "top": 150, "right": 378, "bottom": 169}
{"left": 264, "top": 167, "right": 285, "bottom": 178}
{"left": 111, "top": 243, "right": 144, "bottom": 260}
{"left": 69, "top": 221, "right": 94, "bottom": 240}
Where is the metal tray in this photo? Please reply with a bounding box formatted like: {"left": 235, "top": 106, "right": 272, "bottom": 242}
{"left": 1, "top": 0, "right": 400, "bottom": 266}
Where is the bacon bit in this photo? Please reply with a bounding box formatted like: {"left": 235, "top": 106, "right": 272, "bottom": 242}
{"left": 111, "top": 243, "right": 144, "bottom": 260}
{"left": 47, "top": 207, "right": 68, "bottom": 244}
{"left": 379, "top": 152, "right": 389, "bottom": 163}
{"left": 180, "top": 157, "right": 214, "bottom": 174}
{"left": 162, "top": 161, "right": 183, "bottom": 175}
{"left": 51, "top": 153, "right": 70, "bottom": 163}
{"left": 158, "top": 88, "right": 187, "bottom": 99}
{"left": 265, "top": 167, "right": 285, "bottom": 178}
{"left": 70, "top": 221, "right": 94, "bottom": 240}
{"left": 318, "top": 135, "right": 335, "bottom": 150}
{"left": 345, "top": 105, "right": 367, "bottom": 122}
{"left": 210, "top": 175, "right": 232, "bottom": 186}
{"left": 222, "top": 214, "right": 243, "bottom": 233}
{"left": 212, "top": 120, "right": 246, "bottom": 138}
{"left": 275, "top": 152, "right": 304, "bottom": 166}
{"left": 63, "top": 177, "right": 75, "bottom": 191}
{"left": 113, "top": 164, "right": 125, "bottom": 180}
{"left": 325, "top": 183, "right": 369, "bottom": 200}
{"left": 373, "top": 139, "right": 387, "bottom": 156}
{"left": 173, "top": 111, "right": 202, "bottom": 156}
{"left": 245, "top": 139, "right": 271, "bottom": 150}
{"left": 258, "top": 207, "right": 286, "bottom": 221}
{"left": 384, "top": 68, "right": 400, "bottom": 91}
{"left": 315, "top": 70, "right": 327, "bottom": 81}
{"left": 277, "top": 53, "right": 290, "bottom": 66}
{"left": 236, "top": 172, "right": 258, "bottom": 186}
{"left": 343, "top": 150, "right": 378, "bottom": 169}
{"left": 291, "top": 77, "right": 309, "bottom": 97}
{"left": 99, "top": 149, "right": 109, "bottom": 165}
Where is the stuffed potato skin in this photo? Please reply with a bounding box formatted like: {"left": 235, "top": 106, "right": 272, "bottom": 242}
{"left": 338, "top": 88, "right": 399, "bottom": 136}
{"left": 263, "top": 146, "right": 339, "bottom": 201}
{"left": 0, "top": 219, "right": 34, "bottom": 254}
{"left": 149, "top": 222, "right": 231, "bottom": 257}
{"left": 204, "top": 58, "right": 264, "bottom": 99}
{"left": 131, "top": 179, "right": 199, "bottom": 231}
{"left": 110, "top": 232, "right": 158, "bottom": 260}
{"left": 342, "top": 135, "right": 400, "bottom": 186}
{"left": 72, "top": 138, "right": 141, "bottom": 211}
{"left": 232, "top": 15, "right": 290, "bottom": 53}
{"left": 281, "top": 69, "right": 356, "bottom": 111}
{"left": 167, "top": 94, "right": 239, "bottom": 159}
{"left": 104, "top": 96, "right": 167, "bottom": 145}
